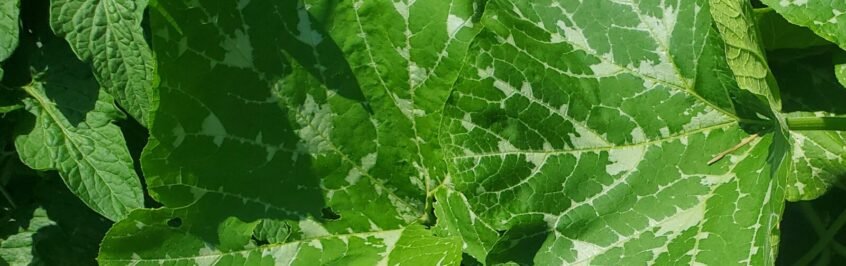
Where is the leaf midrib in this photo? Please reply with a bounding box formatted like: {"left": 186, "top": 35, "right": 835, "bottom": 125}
{"left": 22, "top": 83, "right": 131, "bottom": 217}
{"left": 448, "top": 120, "right": 738, "bottom": 160}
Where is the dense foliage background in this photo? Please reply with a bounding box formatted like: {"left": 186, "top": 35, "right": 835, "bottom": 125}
{"left": 2, "top": 0, "right": 846, "bottom": 265}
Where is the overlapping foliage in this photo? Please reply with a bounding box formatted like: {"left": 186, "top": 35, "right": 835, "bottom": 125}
{"left": 1, "top": 0, "right": 846, "bottom": 265}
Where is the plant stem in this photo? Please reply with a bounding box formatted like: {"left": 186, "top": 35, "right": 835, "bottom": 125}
{"left": 793, "top": 206, "right": 846, "bottom": 266}
{"left": 786, "top": 117, "right": 846, "bottom": 131}
{"left": 800, "top": 198, "right": 846, "bottom": 258}
{"left": 0, "top": 156, "right": 16, "bottom": 209}
{"left": 0, "top": 185, "right": 15, "bottom": 209}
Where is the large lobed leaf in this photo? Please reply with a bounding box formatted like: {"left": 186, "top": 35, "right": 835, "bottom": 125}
{"left": 49, "top": 0, "right": 156, "bottom": 126}
{"left": 100, "top": 0, "right": 845, "bottom": 264}
{"left": 100, "top": 0, "right": 479, "bottom": 264}
{"left": 435, "top": 0, "right": 790, "bottom": 264}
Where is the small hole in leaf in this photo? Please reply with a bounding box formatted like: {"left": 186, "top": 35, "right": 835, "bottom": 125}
{"left": 167, "top": 217, "right": 182, "bottom": 228}
{"left": 252, "top": 235, "right": 269, "bottom": 246}
{"left": 321, "top": 207, "right": 341, "bottom": 220}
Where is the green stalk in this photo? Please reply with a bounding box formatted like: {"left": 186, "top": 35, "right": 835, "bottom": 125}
{"left": 0, "top": 186, "right": 15, "bottom": 209}
{"left": 149, "top": 0, "right": 183, "bottom": 35}
{"left": 793, "top": 207, "right": 846, "bottom": 266}
{"left": 786, "top": 117, "right": 846, "bottom": 131}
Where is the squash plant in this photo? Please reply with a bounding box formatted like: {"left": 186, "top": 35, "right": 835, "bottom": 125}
{"left": 1, "top": 0, "right": 846, "bottom": 265}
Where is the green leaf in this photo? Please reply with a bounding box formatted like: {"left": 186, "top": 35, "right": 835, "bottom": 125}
{"left": 432, "top": 188, "right": 499, "bottom": 262}
{"left": 0, "top": 0, "right": 20, "bottom": 80}
{"left": 99, "top": 0, "right": 845, "bottom": 265}
{"left": 14, "top": 22, "right": 143, "bottom": 221}
{"left": 253, "top": 219, "right": 293, "bottom": 244}
{"left": 711, "top": 0, "right": 782, "bottom": 111}
{"left": 0, "top": 0, "right": 18, "bottom": 61}
{"left": 49, "top": 0, "right": 156, "bottom": 126}
{"left": 437, "top": 0, "right": 790, "bottom": 264}
{"left": 760, "top": 0, "right": 846, "bottom": 50}
{"left": 754, "top": 7, "right": 833, "bottom": 51}
{"left": 100, "top": 0, "right": 480, "bottom": 263}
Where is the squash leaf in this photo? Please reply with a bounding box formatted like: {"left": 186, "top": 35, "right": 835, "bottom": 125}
{"left": 100, "top": 0, "right": 478, "bottom": 264}
{"left": 99, "top": 0, "right": 846, "bottom": 264}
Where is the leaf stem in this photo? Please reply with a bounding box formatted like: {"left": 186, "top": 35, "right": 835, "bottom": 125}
{"left": 786, "top": 117, "right": 846, "bottom": 131}
{"left": 420, "top": 184, "right": 436, "bottom": 227}
{"left": 148, "top": 0, "right": 183, "bottom": 35}
{"left": 799, "top": 202, "right": 846, "bottom": 257}
{"left": 0, "top": 153, "right": 17, "bottom": 209}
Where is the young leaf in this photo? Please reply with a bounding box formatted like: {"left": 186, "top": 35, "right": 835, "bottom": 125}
{"left": 49, "top": 0, "right": 156, "bottom": 126}
{"left": 760, "top": 0, "right": 846, "bottom": 50}
{"left": 252, "top": 219, "right": 293, "bottom": 244}
{"left": 14, "top": 20, "right": 143, "bottom": 221}
{"left": 711, "top": 0, "right": 782, "bottom": 111}
{"left": 0, "top": 0, "right": 20, "bottom": 79}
